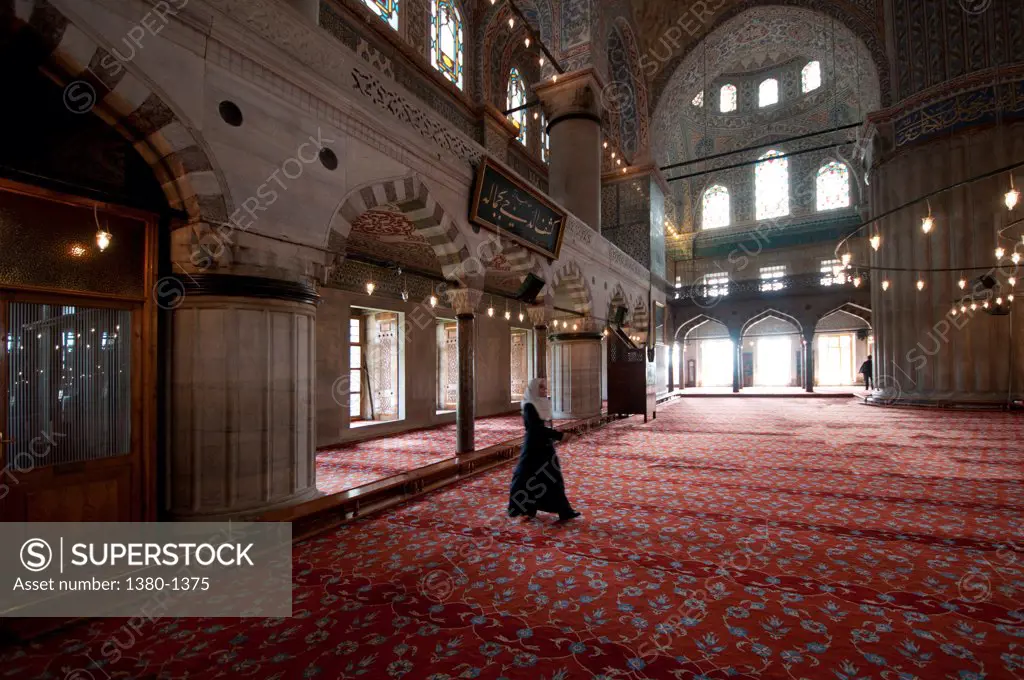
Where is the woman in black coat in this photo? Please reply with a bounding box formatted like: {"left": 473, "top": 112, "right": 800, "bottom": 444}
{"left": 507, "top": 378, "right": 581, "bottom": 521}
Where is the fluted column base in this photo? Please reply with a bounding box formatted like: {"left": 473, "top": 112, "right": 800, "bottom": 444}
{"left": 168, "top": 295, "right": 317, "bottom": 519}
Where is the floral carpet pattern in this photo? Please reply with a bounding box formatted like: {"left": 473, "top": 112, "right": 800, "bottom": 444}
{"left": 316, "top": 415, "right": 527, "bottom": 494}
{"left": 5, "top": 398, "right": 1024, "bottom": 679}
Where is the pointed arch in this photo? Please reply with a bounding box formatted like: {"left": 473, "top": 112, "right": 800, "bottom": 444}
{"left": 548, "top": 260, "right": 593, "bottom": 316}
{"left": 327, "top": 175, "right": 472, "bottom": 280}
{"left": 675, "top": 313, "right": 732, "bottom": 341}
{"left": 741, "top": 308, "right": 804, "bottom": 338}
{"left": 607, "top": 17, "right": 650, "bottom": 159}
{"left": 5, "top": 1, "right": 231, "bottom": 226}
{"left": 815, "top": 303, "right": 872, "bottom": 331}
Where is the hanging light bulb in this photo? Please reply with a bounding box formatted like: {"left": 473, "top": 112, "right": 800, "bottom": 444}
{"left": 920, "top": 200, "right": 934, "bottom": 234}
{"left": 1006, "top": 174, "right": 1020, "bottom": 210}
{"left": 508, "top": 17, "right": 514, "bottom": 28}
{"left": 429, "top": 294, "right": 438, "bottom": 308}
{"left": 96, "top": 229, "right": 112, "bottom": 251}
{"left": 1013, "top": 252, "right": 1022, "bottom": 264}
{"left": 870, "top": 235, "right": 880, "bottom": 251}
{"left": 603, "top": 328, "right": 608, "bottom": 336}
{"left": 961, "top": 304, "right": 968, "bottom": 313}
{"left": 951, "top": 306, "right": 958, "bottom": 316}
{"left": 1010, "top": 294, "right": 1016, "bottom": 302}
{"left": 504, "top": 309, "right": 511, "bottom": 320}
{"left": 518, "top": 312, "right": 524, "bottom": 322}
{"left": 916, "top": 279, "right": 925, "bottom": 291}
{"left": 366, "top": 281, "right": 375, "bottom": 295}
{"left": 573, "top": 323, "right": 578, "bottom": 331}
{"left": 983, "top": 301, "right": 990, "bottom": 309}
{"left": 970, "top": 302, "right": 978, "bottom": 311}
{"left": 487, "top": 305, "right": 494, "bottom": 317}
{"left": 882, "top": 279, "right": 890, "bottom": 291}
{"left": 603, "top": 141, "right": 608, "bottom": 149}
{"left": 524, "top": 37, "right": 531, "bottom": 48}
{"left": 611, "top": 152, "right": 616, "bottom": 159}
{"left": 401, "top": 289, "right": 409, "bottom": 302}
{"left": 841, "top": 252, "right": 852, "bottom": 266}
{"left": 1010, "top": 276, "right": 1017, "bottom": 286}
{"left": 552, "top": 74, "right": 557, "bottom": 82}
{"left": 996, "top": 246, "right": 1006, "bottom": 259}
{"left": 539, "top": 56, "right": 545, "bottom": 66}
{"left": 853, "top": 275, "right": 862, "bottom": 288}
{"left": 958, "top": 277, "right": 967, "bottom": 290}
{"left": 997, "top": 297, "right": 1004, "bottom": 305}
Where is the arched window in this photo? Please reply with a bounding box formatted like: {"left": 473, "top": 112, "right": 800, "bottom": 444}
{"left": 759, "top": 78, "right": 778, "bottom": 107}
{"left": 802, "top": 61, "right": 821, "bottom": 92}
{"left": 755, "top": 150, "right": 789, "bottom": 219}
{"left": 507, "top": 68, "right": 527, "bottom": 145}
{"left": 720, "top": 84, "right": 737, "bottom": 112}
{"left": 363, "top": 0, "right": 399, "bottom": 30}
{"left": 430, "top": 0, "right": 463, "bottom": 89}
{"left": 816, "top": 162, "right": 851, "bottom": 211}
{"left": 702, "top": 185, "right": 730, "bottom": 229}
{"left": 692, "top": 90, "right": 704, "bottom": 107}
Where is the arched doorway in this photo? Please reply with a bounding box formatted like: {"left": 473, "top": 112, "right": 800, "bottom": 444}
{"left": 741, "top": 312, "right": 803, "bottom": 388}
{"left": 679, "top": 318, "right": 733, "bottom": 388}
{"left": 814, "top": 308, "right": 872, "bottom": 386}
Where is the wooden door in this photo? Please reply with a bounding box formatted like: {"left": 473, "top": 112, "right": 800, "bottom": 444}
{"left": 0, "top": 180, "right": 156, "bottom": 522}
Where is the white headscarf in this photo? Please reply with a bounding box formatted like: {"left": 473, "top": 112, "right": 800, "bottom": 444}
{"left": 521, "top": 378, "right": 553, "bottom": 422}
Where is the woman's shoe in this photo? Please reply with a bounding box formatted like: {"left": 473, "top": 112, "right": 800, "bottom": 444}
{"left": 557, "top": 511, "right": 582, "bottom": 522}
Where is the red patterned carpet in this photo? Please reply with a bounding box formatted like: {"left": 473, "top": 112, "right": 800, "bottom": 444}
{"left": 5, "top": 398, "right": 1024, "bottom": 679}
{"left": 316, "top": 411, "right": 595, "bottom": 495}
{"left": 316, "top": 414, "right": 526, "bottom": 494}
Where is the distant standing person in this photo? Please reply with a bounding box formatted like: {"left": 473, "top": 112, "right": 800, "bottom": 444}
{"left": 507, "top": 378, "right": 581, "bottom": 522}
{"left": 860, "top": 355, "right": 873, "bottom": 390}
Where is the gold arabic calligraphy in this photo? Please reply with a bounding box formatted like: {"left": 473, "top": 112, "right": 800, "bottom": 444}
{"left": 481, "top": 184, "right": 558, "bottom": 236}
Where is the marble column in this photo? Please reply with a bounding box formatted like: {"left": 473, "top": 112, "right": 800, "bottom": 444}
{"left": 803, "top": 333, "right": 815, "bottom": 393}
{"left": 731, "top": 332, "right": 742, "bottom": 393}
{"left": 549, "top": 318, "right": 602, "bottom": 419}
{"left": 168, "top": 291, "right": 318, "bottom": 519}
{"left": 528, "top": 303, "right": 552, "bottom": 380}
{"left": 535, "top": 70, "right": 604, "bottom": 232}
{"left": 448, "top": 288, "right": 482, "bottom": 453}
{"left": 868, "top": 120, "right": 1024, "bottom": 405}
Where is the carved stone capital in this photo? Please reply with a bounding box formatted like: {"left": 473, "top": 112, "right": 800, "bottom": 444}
{"left": 446, "top": 287, "right": 483, "bottom": 316}
{"left": 528, "top": 303, "right": 553, "bottom": 328}
{"left": 534, "top": 68, "right": 605, "bottom": 123}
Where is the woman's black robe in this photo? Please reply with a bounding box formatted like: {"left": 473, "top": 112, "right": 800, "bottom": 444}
{"left": 507, "top": 403, "right": 574, "bottom": 517}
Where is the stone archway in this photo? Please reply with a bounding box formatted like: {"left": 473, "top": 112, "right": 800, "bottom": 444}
{"left": 549, "top": 260, "right": 594, "bottom": 317}
{"left": 327, "top": 174, "right": 473, "bottom": 281}
{"left": 4, "top": 0, "right": 231, "bottom": 226}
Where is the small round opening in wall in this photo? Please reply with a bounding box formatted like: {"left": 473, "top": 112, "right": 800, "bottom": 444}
{"left": 218, "top": 101, "right": 243, "bottom": 127}
{"left": 319, "top": 148, "right": 338, "bottom": 170}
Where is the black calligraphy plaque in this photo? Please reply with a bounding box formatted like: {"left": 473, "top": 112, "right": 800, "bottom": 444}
{"left": 469, "top": 157, "right": 567, "bottom": 260}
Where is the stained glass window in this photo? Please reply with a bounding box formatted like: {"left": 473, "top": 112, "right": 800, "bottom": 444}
{"left": 720, "top": 84, "right": 737, "bottom": 112}
{"left": 363, "top": 0, "right": 399, "bottom": 30}
{"left": 802, "top": 61, "right": 821, "bottom": 93}
{"left": 507, "top": 67, "right": 527, "bottom": 145}
{"left": 759, "top": 78, "right": 778, "bottom": 107}
{"left": 816, "top": 161, "right": 851, "bottom": 211}
{"left": 755, "top": 150, "right": 789, "bottom": 220}
{"left": 701, "top": 185, "right": 730, "bottom": 229}
{"left": 541, "top": 113, "right": 550, "bottom": 163}
{"left": 692, "top": 90, "right": 704, "bottom": 107}
{"left": 430, "top": 0, "right": 463, "bottom": 89}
